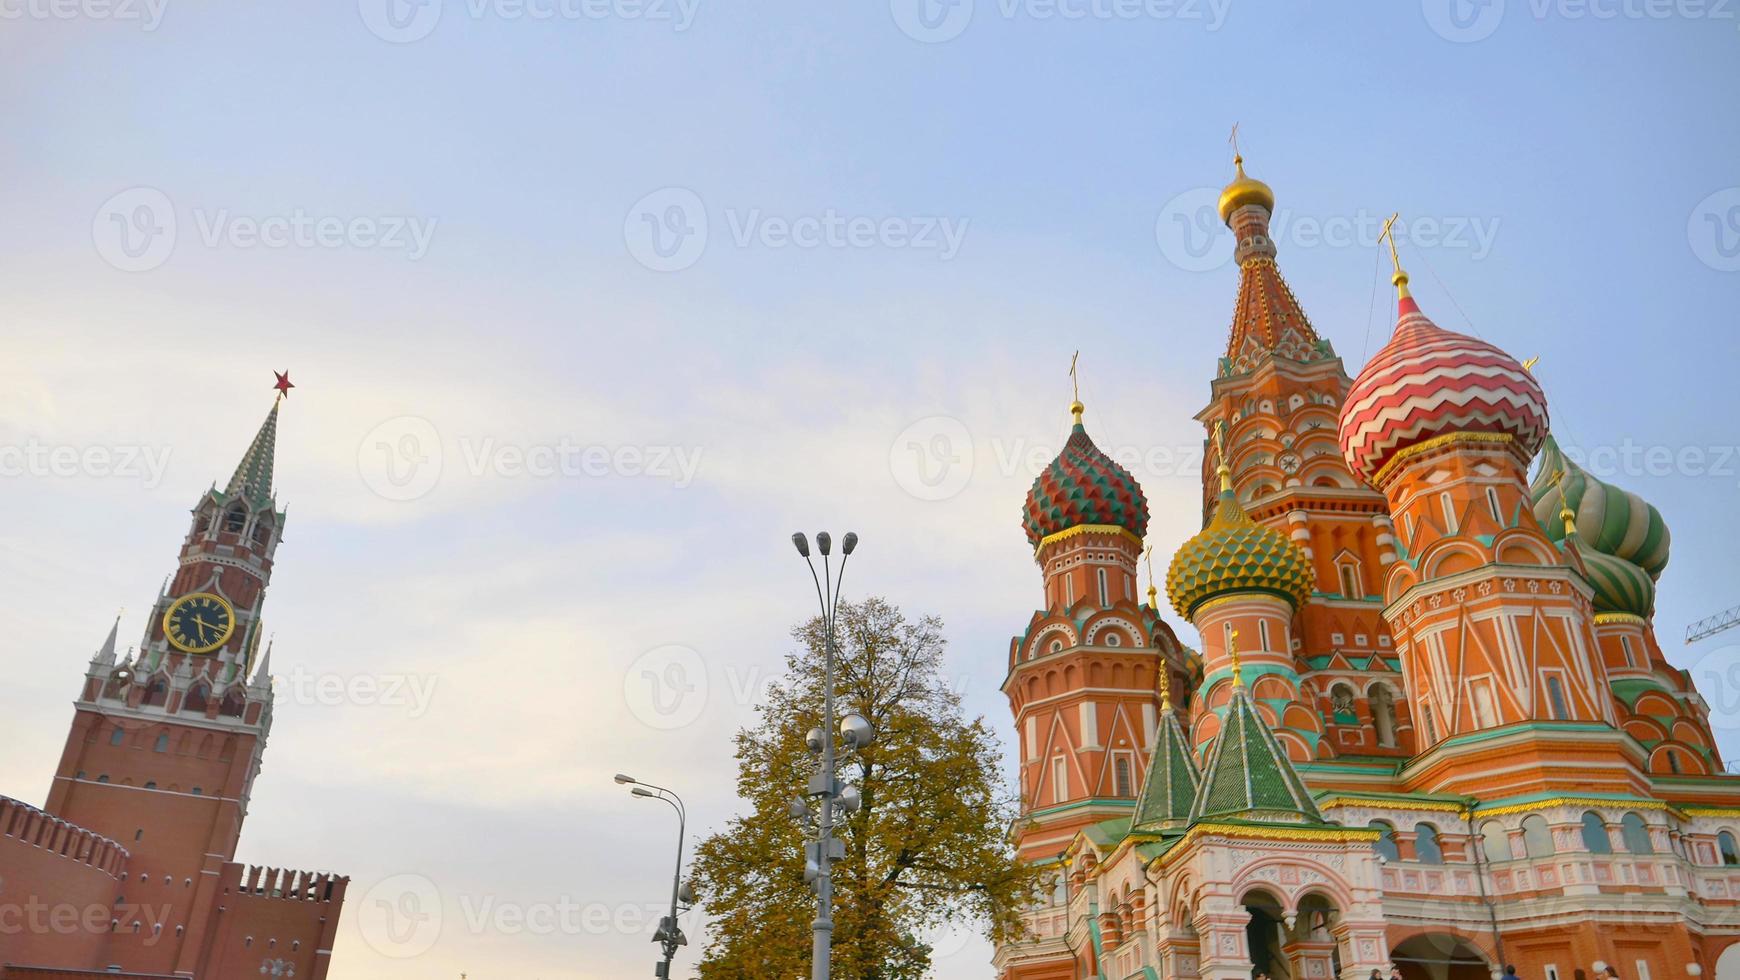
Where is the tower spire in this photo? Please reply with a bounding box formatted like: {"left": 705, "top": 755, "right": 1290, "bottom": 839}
{"left": 226, "top": 377, "right": 287, "bottom": 505}
{"left": 1144, "top": 545, "right": 1160, "bottom": 614}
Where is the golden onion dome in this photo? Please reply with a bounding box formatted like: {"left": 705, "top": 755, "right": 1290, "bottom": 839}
{"left": 1217, "top": 155, "right": 1275, "bottom": 225}
{"left": 1166, "top": 467, "right": 1314, "bottom": 620}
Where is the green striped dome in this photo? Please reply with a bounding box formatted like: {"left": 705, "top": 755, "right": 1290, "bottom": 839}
{"left": 1579, "top": 547, "right": 1658, "bottom": 618}
{"left": 1532, "top": 435, "right": 1671, "bottom": 577}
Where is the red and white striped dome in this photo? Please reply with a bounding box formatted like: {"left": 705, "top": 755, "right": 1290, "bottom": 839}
{"left": 1338, "top": 293, "right": 1548, "bottom": 485}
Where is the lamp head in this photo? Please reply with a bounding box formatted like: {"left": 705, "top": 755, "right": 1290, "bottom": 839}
{"left": 791, "top": 532, "right": 810, "bottom": 557}
{"left": 842, "top": 531, "right": 858, "bottom": 555}
{"left": 613, "top": 773, "right": 635, "bottom": 785}
{"left": 816, "top": 531, "right": 832, "bottom": 556}
{"left": 631, "top": 787, "right": 656, "bottom": 798}
{"left": 840, "top": 712, "right": 875, "bottom": 750}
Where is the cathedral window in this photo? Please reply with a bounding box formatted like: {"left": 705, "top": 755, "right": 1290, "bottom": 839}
{"left": 1369, "top": 821, "right": 1400, "bottom": 862}
{"left": 1420, "top": 704, "right": 1439, "bottom": 743}
{"left": 1257, "top": 620, "right": 1271, "bottom": 650}
{"left": 153, "top": 734, "right": 169, "bottom": 753}
{"left": 110, "top": 727, "right": 124, "bottom": 746}
{"left": 97, "top": 775, "right": 110, "bottom": 783}
{"left": 1580, "top": 811, "right": 1612, "bottom": 854}
{"left": 1096, "top": 568, "right": 1109, "bottom": 606}
{"left": 191, "top": 787, "right": 202, "bottom": 796}
{"left": 1521, "top": 815, "right": 1554, "bottom": 858}
{"left": 1414, "top": 822, "right": 1444, "bottom": 864}
{"left": 1369, "top": 684, "right": 1397, "bottom": 747}
{"left": 1718, "top": 831, "right": 1739, "bottom": 866}
{"left": 1440, "top": 492, "right": 1458, "bottom": 533}
{"left": 1620, "top": 635, "right": 1637, "bottom": 667}
{"left": 1104, "top": 632, "right": 1121, "bottom": 647}
{"left": 1546, "top": 676, "right": 1570, "bottom": 720}
{"left": 1052, "top": 757, "right": 1068, "bottom": 805}
{"left": 1113, "top": 755, "right": 1133, "bottom": 798}
{"left": 1486, "top": 487, "right": 1503, "bottom": 523}
{"left": 1338, "top": 563, "right": 1362, "bottom": 599}
{"left": 1472, "top": 679, "right": 1499, "bottom": 729}
{"left": 1481, "top": 821, "right": 1513, "bottom": 862}
{"left": 1621, "top": 813, "right": 1654, "bottom": 854}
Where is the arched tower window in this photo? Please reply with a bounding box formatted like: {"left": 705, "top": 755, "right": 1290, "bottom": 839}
{"left": 183, "top": 684, "right": 210, "bottom": 714}
{"left": 220, "top": 690, "right": 246, "bottom": 718}
{"left": 1621, "top": 813, "right": 1653, "bottom": 854}
{"left": 1414, "top": 822, "right": 1444, "bottom": 864}
{"left": 1369, "top": 685, "right": 1397, "bottom": 747}
{"left": 1369, "top": 821, "right": 1400, "bottom": 862}
{"left": 1521, "top": 815, "right": 1554, "bottom": 858}
{"left": 1580, "top": 811, "right": 1612, "bottom": 854}
{"left": 223, "top": 506, "right": 247, "bottom": 533}
{"left": 1719, "top": 831, "right": 1740, "bottom": 866}
{"left": 1546, "top": 676, "right": 1570, "bottom": 721}
{"left": 1481, "top": 821, "right": 1512, "bottom": 862}
{"left": 143, "top": 678, "right": 169, "bottom": 708}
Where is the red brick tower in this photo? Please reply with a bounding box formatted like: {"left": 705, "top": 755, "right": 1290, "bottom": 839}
{"left": 995, "top": 395, "right": 1192, "bottom": 979}
{"left": 1, "top": 381, "right": 348, "bottom": 980}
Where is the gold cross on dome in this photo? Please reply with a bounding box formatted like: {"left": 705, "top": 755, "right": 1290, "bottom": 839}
{"left": 1228, "top": 122, "right": 1241, "bottom": 159}
{"left": 1378, "top": 212, "right": 1403, "bottom": 275}
{"left": 1069, "top": 350, "right": 1080, "bottom": 402}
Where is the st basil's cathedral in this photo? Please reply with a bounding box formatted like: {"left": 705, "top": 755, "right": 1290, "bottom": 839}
{"left": 995, "top": 157, "right": 1739, "bottom": 980}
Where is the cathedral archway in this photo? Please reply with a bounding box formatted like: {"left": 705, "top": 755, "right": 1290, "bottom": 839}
{"left": 1390, "top": 932, "right": 1491, "bottom": 980}
{"left": 1239, "top": 887, "right": 1291, "bottom": 980}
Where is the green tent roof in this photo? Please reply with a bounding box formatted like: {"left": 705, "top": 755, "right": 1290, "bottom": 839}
{"left": 1189, "top": 684, "right": 1325, "bottom": 825}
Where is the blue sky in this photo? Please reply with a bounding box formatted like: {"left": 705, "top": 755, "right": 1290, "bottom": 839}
{"left": 2, "top": 1, "right": 1738, "bottom": 976}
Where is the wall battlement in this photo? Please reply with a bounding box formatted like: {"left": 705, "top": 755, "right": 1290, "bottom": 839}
{"left": 0, "top": 796, "right": 128, "bottom": 878}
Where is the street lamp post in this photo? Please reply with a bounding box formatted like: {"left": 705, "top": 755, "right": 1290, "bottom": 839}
{"left": 615, "top": 773, "right": 693, "bottom": 978}
{"left": 789, "top": 531, "right": 874, "bottom": 980}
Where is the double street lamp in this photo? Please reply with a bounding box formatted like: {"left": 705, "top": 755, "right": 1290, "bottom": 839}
{"left": 789, "top": 531, "right": 875, "bottom": 980}
{"left": 615, "top": 773, "right": 694, "bottom": 979}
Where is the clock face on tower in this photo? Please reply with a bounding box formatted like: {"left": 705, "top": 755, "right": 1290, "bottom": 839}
{"left": 163, "top": 592, "right": 237, "bottom": 654}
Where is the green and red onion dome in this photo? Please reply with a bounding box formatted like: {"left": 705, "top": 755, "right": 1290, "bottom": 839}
{"left": 1022, "top": 403, "right": 1149, "bottom": 547}
{"left": 1338, "top": 281, "right": 1549, "bottom": 485}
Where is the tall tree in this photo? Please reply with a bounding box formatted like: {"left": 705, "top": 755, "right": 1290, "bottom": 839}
{"left": 690, "top": 597, "right": 1039, "bottom": 979}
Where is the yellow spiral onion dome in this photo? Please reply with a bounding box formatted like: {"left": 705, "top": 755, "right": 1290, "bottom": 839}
{"left": 1217, "top": 155, "right": 1276, "bottom": 225}
{"left": 1166, "top": 479, "right": 1315, "bottom": 620}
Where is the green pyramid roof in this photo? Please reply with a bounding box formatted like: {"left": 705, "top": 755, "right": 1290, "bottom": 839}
{"left": 1189, "top": 684, "right": 1324, "bottom": 825}
{"left": 225, "top": 399, "right": 280, "bottom": 506}
{"left": 1131, "top": 707, "right": 1200, "bottom": 833}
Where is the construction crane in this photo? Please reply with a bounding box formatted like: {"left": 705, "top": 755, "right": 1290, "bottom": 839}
{"left": 1686, "top": 603, "right": 1740, "bottom": 645}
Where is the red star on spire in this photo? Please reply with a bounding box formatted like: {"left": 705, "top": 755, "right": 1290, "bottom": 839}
{"left": 273, "top": 370, "right": 294, "bottom": 399}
